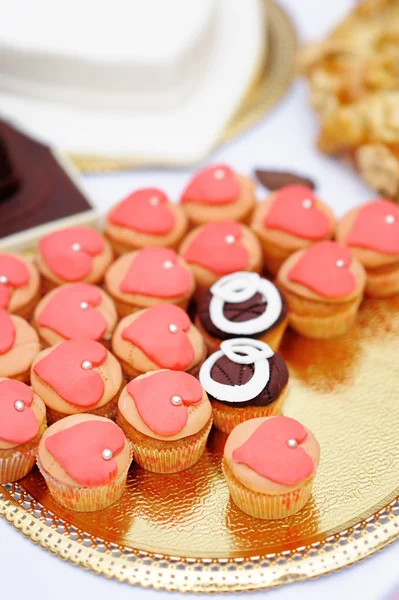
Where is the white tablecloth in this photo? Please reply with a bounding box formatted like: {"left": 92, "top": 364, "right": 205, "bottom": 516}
{"left": 1, "top": 1, "right": 398, "bottom": 598}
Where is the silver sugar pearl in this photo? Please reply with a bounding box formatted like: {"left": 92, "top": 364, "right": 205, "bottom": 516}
{"left": 71, "top": 243, "right": 81, "bottom": 252}
{"left": 163, "top": 260, "right": 174, "bottom": 270}
{"left": 171, "top": 395, "right": 183, "bottom": 406}
{"left": 386, "top": 214, "right": 395, "bottom": 224}
{"left": 336, "top": 259, "right": 345, "bottom": 268}
{"left": 102, "top": 448, "right": 113, "bottom": 460}
{"left": 14, "top": 400, "right": 25, "bottom": 412}
{"left": 0, "top": 275, "right": 8, "bottom": 285}
{"left": 225, "top": 235, "right": 236, "bottom": 245}
{"left": 169, "top": 323, "right": 179, "bottom": 334}
{"left": 302, "top": 198, "right": 312, "bottom": 209}
{"left": 81, "top": 360, "right": 93, "bottom": 370}
{"left": 214, "top": 169, "right": 225, "bottom": 180}
{"left": 287, "top": 438, "right": 298, "bottom": 448}
{"left": 79, "top": 301, "right": 89, "bottom": 310}
{"left": 149, "top": 196, "right": 160, "bottom": 206}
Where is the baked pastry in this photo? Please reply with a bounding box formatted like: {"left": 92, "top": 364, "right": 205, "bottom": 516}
{"left": 105, "top": 187, "right": 188, "bottom": 255}
{"left": 180, "top": 164, "right": 256, "bottom": 226}
{"left": 179, "top": 220, "right": 263, "bottom": 300}
{"left": 196, "top": 272, "right": 288, "bottom": 353}
{"left": 199, "top": 338, "right": 288, "bottom": 433}
{"left": 251, "top": 185, "right": 335, "bottom": 274}
{"left": 104, "top": 247, "right": 195, "bottom": 317}
{"left": 299, "top": 0, "right": 399, "bottom": 201}
{"left": 336, "top": 198, "right": 399, "bottom": 296}
{"left": 37, "top": 414, "right": 132, "bottom": 511}
{"left": 0, "top": 378, "right": 47, "bottom": 483}
{"left": 117, "top": 369, "right": 212, "bottom": 473}
{"left": 0, "top": 252, "right": 40, "bottom": 319}
{"left": 277, "top": 241, "right": 366, "bottom": 338}
{"left": 0, "top": 310, "right": 40, "bottom": 382}
{"left": 33, "top": 283, "right": 118, "bottom": 347}
{"left": 36, "top": 226, "right": 113, "bottom": 290}
{"left": 223, "top": 416, "right": 320, "bottom": 519}
{"left": 31, "top": 338, "right": 123, "bottom": 423}
{"left": 112, "top": 304, "right": 206, "bottom": 379}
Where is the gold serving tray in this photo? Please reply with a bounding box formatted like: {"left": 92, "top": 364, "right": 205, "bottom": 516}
{"left": 1, "top": 296, "right": 398, "bottom": 592}
{"left": 69, "top": 0, "right": 297, "bottom": 172}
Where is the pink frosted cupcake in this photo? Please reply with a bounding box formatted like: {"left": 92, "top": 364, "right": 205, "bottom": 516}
{"left": 37, "top": 414, "right": 132, "bottom": 511}
{"left": 117, "top": 370, "right": 212, "bottom": 473}
{"left": 0, "top": 310, "right": 40, "bottom": 382}
{"left": 0, "top": 378, "right": 47, "bottom": 483}
{"left": 0, "top": 253, "right": 41, "bottom": 319}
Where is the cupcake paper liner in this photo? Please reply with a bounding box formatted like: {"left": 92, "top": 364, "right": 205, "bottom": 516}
{"left": 36, "top": 445, "right": 133, "bottom": 512}
{"left": 45, "top": 391, "right": 121, "bottom": 425}
{"left": 365, "top": 266, "right": 399, "bottom": 298}
{"left": 0, "top": 446, "right": 37, "bottom": 484}
{"left": 211, "top": 390, "right": 286, "bottom": 434}
{"left": 223, "top": 460, "right": 315, "bottom": 519}
{"left": 117, "top": 412, "right": 213, "bottom": 473}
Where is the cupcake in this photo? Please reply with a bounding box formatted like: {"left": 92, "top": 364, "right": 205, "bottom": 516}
{"left": 33, "top": 283, "right": 117, "bottom": 347}
{"left": 196, "top": 272, "right": 288, "bottom": 353}
{"left": 276, "top": 241, "right": 366, "bottom": 339}
{"left": 223, "top": 416, "right": 320, "bottom": 519}
{"left": 199, "top": 338, "right": 289, "bottom": 434}
{"left": 0, "top": 252, "right": 41, "bottom": 319}
{"left": 104, "top": 247, "right": 195, "bottom": 317}
{"left": 0, "top": 378, "right": 47, "bottom": 483}
{"left": 251, "top": 185, "right": 335, "bottom": 275}
{"left": 179, "top": 220, "right": 263, "bottom": 300}
{"left": 36, "top": 226, "right": 113, "bottom": 290}
{"left": 180, "top": 165, "right": 256, "bottom": 226}
{"left": 31, "top": 338, "right": 123, "bottom": 424}
{"left": 336, "top": 199, "right": 399, "bottom": 297}
{"left": 0, "top": 310, "right": 40, "bottom": 382}
{"left": 37, "top": 414, "right": 132, "bottom": 511}
{"left": 105, "top": 187, "right": 188, "bottom": 255}
{"left": 117, "top": 370, "right": 212, "bottom": 473}
{"left": 112, "top": 304, "right": 206, "bottom": 378}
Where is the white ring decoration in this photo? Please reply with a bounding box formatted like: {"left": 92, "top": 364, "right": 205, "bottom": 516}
{"left": 199, "top": 338, "right": 274, "bottom": 403}
{"left": 209, "top": 272, "right": 282, "bottom": 335}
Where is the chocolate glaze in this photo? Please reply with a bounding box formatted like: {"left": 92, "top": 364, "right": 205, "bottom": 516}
{"left": 197, "top": 288, "right": 287, "bottom": 340}
{"left": 208, "top": 352, "right": 288, "bottom": 408}
{"left": 0, "top": 121, "right": 93, "bottom": 238}
{"left": 255, "top": 169, "right": 316, "bottom": 191}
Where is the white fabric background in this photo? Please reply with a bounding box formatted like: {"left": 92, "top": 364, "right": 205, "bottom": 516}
{"left": 1, "top": 1, "right": 398, "bottom": 598}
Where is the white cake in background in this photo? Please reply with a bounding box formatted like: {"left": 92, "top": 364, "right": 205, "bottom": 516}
{"left": 0, "top": 0, "right": 217, "bottom": 109}
{"left": 0, "top": 0, "right": 266, "bottom": 165}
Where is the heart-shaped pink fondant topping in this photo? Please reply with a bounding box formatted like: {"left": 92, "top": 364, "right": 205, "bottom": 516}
{"left": 120, "top": 248, "right": 191, "bottom": 298}
{"left": 37, "top": 284, "right": 107, "bottom": 341}
{"left": 39, "top": 227, "right": 105, "bottom": 281}
{"left": 122, "top": 304, "right": 195, "bottom": 370}
{"left": 33, "top": 339, "right": 107, "bottom": 408}
{"left": 265, "top": 185, "right": 331, "bottom": 240}
{"left": 182, "top": 221, "right": 249, "bottom": 275}
{"left": 109, "top": 188, "right": 175, "bottom": 235}
{"left": 45, "top": 420, "right": 125, "bottom": 487}
{"left": 0, "top": 309, "right": 15, "bottom": 354}
{"left": 288, "top": 241, "right": 356, "bottom": 298}
{"left": 127, "top": 371, "right": 202, "bottom": 436}
{"left": 181, "top": 165, "right": 239, "bottom": 205}
{"left": 0, "top": 379, "right": 39, "bottom": 444}
{"left": 233, "top": 416, "right": 314, "bottom": 486}
{"left": 347, "top": 199, "right": 399, "bottom": 255}
{"left": 0, "top": 254, "right": 30, "bottom": 309}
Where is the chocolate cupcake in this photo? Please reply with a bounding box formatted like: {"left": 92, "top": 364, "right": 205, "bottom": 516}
{"left": 199, "top": 338, "right": 289, "bottom": 433}
{"left": 196, "top": 272, "right": 288, "bottom": 353}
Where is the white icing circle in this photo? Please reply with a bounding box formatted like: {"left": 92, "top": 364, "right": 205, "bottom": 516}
{"left": 209, "top": 272, "right": 282, "bottom": 335}
{"left": 199, "top": 338, "right": 274, "bottom": 403}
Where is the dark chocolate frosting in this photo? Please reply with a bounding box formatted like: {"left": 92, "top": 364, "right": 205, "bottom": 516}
{"left": 0, "top": 121, "right": 93, "bottom": 238}
{"left": 208, "top": 352, "right": 288, "bottom": 408}
{"left": 197, "top": 287, "right": 287, "bottom": 340}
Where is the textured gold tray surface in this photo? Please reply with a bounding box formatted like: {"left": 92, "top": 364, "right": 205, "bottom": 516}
{"left": 1, "top": 297, "right": 398, "bottom": 592}
{"left": 69, "top": 0, "right": 297, "bottom": 172}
